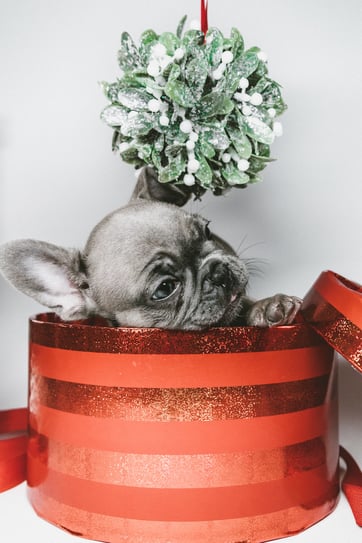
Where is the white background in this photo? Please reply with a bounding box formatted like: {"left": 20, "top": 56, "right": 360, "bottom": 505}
{"left": 0, "top": 0, "right": 361, "bottom": 541}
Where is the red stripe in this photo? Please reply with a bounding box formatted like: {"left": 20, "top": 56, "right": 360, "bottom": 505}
{"left": 37, "top": 437, "right": 334, "bottom": 488}
{"left": 28, "top": 489, "right": 339, "bottom": 543}
{"left": 30, "top": 404, "right": 331, "bottom": 454}
{"left": 30, "top": 343, "right": 333, "bottom": 388}
{"left": 30, "top": 464, "right": 338, "bottom": 521}
{"left": 313, "top": 271, "right": 362, "bottom": 328}
{"left": 0, "top": 453, "right": 27, "bottom": 492}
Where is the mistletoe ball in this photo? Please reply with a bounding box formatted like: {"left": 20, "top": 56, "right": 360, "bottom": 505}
{"left": 101, "top": 16, "right": 287, "bottom": 196}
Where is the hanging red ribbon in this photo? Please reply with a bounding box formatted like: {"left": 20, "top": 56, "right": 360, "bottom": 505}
{"left": 201, "top": 0, "right": 209, "bottom": 35}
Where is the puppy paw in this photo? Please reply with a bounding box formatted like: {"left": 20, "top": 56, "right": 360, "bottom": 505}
{"left": 246, "top": 294, "right": 303, "bottom": 327}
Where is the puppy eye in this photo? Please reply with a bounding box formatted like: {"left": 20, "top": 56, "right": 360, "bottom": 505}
{"left": 151, "top": 279, "right": 179, "bottom": 301}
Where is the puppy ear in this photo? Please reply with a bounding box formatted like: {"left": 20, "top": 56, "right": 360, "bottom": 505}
{"left": 131, "top": 166, "right": 194, "bottom": 207}
{"left": 0, "top": 240, "right": 96, "bottom": 321}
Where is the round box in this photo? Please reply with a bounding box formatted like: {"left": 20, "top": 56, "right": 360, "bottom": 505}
{"left": 27, "top": 313, "right": 339, "bottom": 543}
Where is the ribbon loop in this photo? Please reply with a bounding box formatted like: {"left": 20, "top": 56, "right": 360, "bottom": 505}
{"left": 0, "top": 408, "right": 28, "bottom": 492}
{"left": 340, "top": 446, "right": 362, "bottom": 526}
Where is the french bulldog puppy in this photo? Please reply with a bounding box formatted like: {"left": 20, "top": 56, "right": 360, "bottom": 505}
{"left": 0, "top": 167, "right": 302, "bottom": 329}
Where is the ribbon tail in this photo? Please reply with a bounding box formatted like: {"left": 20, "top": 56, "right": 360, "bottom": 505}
{"left": 340, "top": 446, "right": 362, "bottom": 526}
{"left": 0, "top": 408, "right": 28, "bottom": 492}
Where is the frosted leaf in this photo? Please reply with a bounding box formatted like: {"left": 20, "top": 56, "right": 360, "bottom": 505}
{"left": 120, "top": 112, "right": 154, "bottom": 137}
{"left": 176, "top": 15, "right": 187, "bottom": 39}
{"left": 159, "top": 32, "right": 180, "bottom": 55}
{"left": 230, "top": 28, "right": 244, "bottom": 60}
{"left": 243, "top": 116, "right": 275, "bottom": 145}
{"left": 159, "top": 154, "right": 186, "bottom": 182}
{"left": 186, "top": 56, "right": 208, "bottom": 100}
{"left": 139, "top": 29, "right": 159, "bottom": 64}
{"left": 194, "top": 153, "right": 213, "bottom": 186}
{"left": 201, "top": 127, "right": 230, "bottom": 150}
{"left": 101, "top": 105, "right": 128, "bottom": 127}
{"left": 227, "top": 127, "right": 252, "bottom": 159}
{"left": 205, "top": 28, "right": 224, "bottom": 67}
{"left": 222, "top": 162, "right": 249, "bottom": 185}
{"left": 198, "top": 92, "right": 234, "bottom": 119}
{"left": 164, "top": 80, "right": 196, "bottom": 108}
{"left": 117, "top": 89, "right": 151, "bottom": 111}
{"left": 235, "top": 50, "right": 260, "bottom": 78}
{"left": 118, "top": 32, "right": 142, "bottom": 71}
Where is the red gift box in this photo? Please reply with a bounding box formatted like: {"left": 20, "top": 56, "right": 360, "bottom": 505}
{"left": 0, "top": 271, "right": 361, "bottom": 542}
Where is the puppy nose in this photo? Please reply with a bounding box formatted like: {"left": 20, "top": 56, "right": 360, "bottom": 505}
{"left": 209, "top": 261, "right": 230, "bottom": 286}
{"left": 204, "top": 261, "right": 232, "bottom": 293}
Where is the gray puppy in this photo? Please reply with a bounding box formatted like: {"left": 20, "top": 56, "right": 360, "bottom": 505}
{"left": 0, "top": 168, "right": 301, "bottom": 329}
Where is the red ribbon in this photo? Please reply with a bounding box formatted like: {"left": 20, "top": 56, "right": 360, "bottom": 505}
{"left": 201, "top": 0, "right": 208, "bottom": 35}
{"left": 0, "top": 408, "right": 28, "bottom": 492}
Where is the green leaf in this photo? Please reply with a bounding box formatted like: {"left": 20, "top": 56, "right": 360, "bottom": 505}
{"left": 159, "top": 32, "right": 180, "bottom": 55}
{"left": 197, "top": 135, "right": 216, "bottom": 159}
{"left": 215, "top": 64, "right": 242, "bottom": 96}
{"left": 182, "top": 30, "right": 204, "bottom": 49}
{"left": 205, "top": 28, "right": 224, "bottom": 67}
{"left": 101, "top": 105, "right": 128, "bottom": 127}
{"left": 139, "top": 29, "right": 159, "bottom": 64}
{"left": 201, "top": 127, "right": 230, "bottom": 150}
{"left": 262, "top": 81, "right": 287, "bottom": 114}
{"left": 167, "top": 63, "right": 181, "bottom": 82}
{"left": 234, "top": 50, "right": 260, "bottom": 78}
{"left": 164, "top": 80, "right": 195, "bottom": 108}
{"left": 117, "top": 88, "right": 150, "bottom": 111}
{"left": 185, "top": 55, "right": 208, "bottom": 100}
{"left": 120, "top": 112, "right": 154, "bottom": 137}
{"left": 159, "top": 153, "right": 186, "bottom": 182}
{"left": 230, "top": 28, "right": 244, "bottom": 60}
{"left": 176, "top": 15, "right": 187, "bottom": 39}
{"left": 222, "top": 163, "right": 249, "bottom": 185}
{"left": 118, "top": 32, "right": 142, "bottom": 71}
{"left": 243, "top": 116, "right": 275, "bottom": 145}
{"left": 99, "top": 81, "right": 119, "bottom": 102}
{"left": 165, "top": 143, "right": 184, "bottom": 158}
{"left": 194, "top": 153, "right": 213, "bottom": 187}
{"left": 199, "top": 92, "right": 234, "bottom": 118}
{"left": 227, "top": 127, "right": 252, "bottom": 159}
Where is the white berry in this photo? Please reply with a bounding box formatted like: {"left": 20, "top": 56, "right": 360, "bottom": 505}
{"left": 239, "top": 77, "right": 249, "bottom": 89}
{"left": 188, "top": 158, "right": 200, "bottom": 173}
{"left": 268, "top": 108, "right": 276, "bottom": 118}
{"left": 212, "top": 68, "right": 224, "bottom": 81}
{"left": 189, "top": 131, "right": 199, "bottom": 142}
{"left": 221, "top": 51, "right": 234, "bottom": 64}
{"left": 148, "top": 99, "right": 161, "bottom": 112}
{"left": 152, "top": 43, "right": 167, "bottom": 58}
{"left": 186, "top": 140, "right": 195, "bottom": 151}
{"left": 250, "top": 92, "right": 263, "bottom": 106}
{"left": 184, "top": 173, "right": 196, "bottom": 186}
{"left": 222, "top": 153, "right": 231, "bottom": 163}
{"left": 180, "top": 119, "right": 193, "bottom": 133}
{"left": 174, "top": 48, "right": 185, "bottom": 60}
{"left": 147, "top": 61, "right": 161, "bottom": 77}
{"left": 237, "top": 159, "right": 250, "bottom": 171}
{"left": 242, "top": 105, "right": 252, "bottom": 116}
{"left": 159, "top": 115, "right": 169, "bottom": 126}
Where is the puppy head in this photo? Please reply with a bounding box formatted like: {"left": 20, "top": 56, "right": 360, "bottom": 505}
{"left": 0, "top": 168, "right": 249, "bottom": 329}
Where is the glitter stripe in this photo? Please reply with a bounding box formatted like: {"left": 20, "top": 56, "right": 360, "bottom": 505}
{"left": 35, "top": 437, "right": 333, "bottom": 488}
{"left": 312, "top": 271, "right": 362, "bottom": 328}
{"left": 27, "top": 464, "right": 339, "bottom": 521}
{"left": 33, "top": 375, "right": 330, "bottom": 421}
{"left": 29, "top": 404, "right": 332, "bottom": 454}
{"left": 30, "top": 343, "right": 333, "bottom": 387}
{"left": 303, "top": 288, "right": 362, "bottom": 371}
{"left": 30, "top": 313, "right": 324, "bottom": 354}
{"left": 28, "top": 488, "right": 339, "bottom": 543}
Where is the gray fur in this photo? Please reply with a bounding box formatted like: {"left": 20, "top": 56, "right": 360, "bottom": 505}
{"left": 0, "top": 168, "right": 302, "bottom": 329}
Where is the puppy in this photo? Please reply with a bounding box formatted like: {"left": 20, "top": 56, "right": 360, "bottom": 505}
{"left": 0, "top": 167, "right": 301, "bottom": 329}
